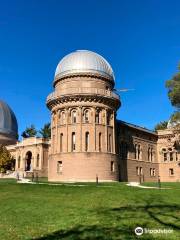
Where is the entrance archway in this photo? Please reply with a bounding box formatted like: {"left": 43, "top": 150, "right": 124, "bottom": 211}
{"left": 25, "top": 151, "right": 32, "bottom": 171}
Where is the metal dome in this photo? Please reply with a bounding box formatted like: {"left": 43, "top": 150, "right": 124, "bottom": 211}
{"left": 0, "top": 100, "right": 18, "bottom": 137}
{"left": 54, "top": 50, "right": 115, "bottom": 82}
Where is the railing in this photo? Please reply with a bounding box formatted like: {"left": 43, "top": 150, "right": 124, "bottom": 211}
{"left": 47, "top": 87, "right": 120, "bottom": 102}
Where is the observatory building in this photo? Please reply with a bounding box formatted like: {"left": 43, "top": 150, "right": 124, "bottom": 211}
{"left": 3, "top": 50, "right": 180, "bottom": 182}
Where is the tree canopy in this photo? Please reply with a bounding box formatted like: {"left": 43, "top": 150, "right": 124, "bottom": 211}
{"left": 0, "top": 145, "right": 15, "bottom": 173}
{"left": 39, "top": 123, "right": 51, "bottom": 139}
{"left": 21, "top": 125, "right": 37, "bottom": 138}
{"left": 154, "top": 62, "right": 180, "bottom": 131}
{"left": 166, "top": 63, "right": 180, "bottom": 110}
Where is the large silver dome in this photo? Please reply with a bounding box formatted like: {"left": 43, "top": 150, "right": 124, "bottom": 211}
{"left": 54, "top": 50, "right": 114, "bottom": 82}
{"left": 0, "top": 100, "right": 18, "bottom": 137}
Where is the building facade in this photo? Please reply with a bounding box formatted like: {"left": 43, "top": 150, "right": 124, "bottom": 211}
{"left": 1, "top": 50, "right": 180, "bottom": 182}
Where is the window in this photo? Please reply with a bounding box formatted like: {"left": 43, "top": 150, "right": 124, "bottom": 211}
{"left": 108, "top": 134, "right": 112, "bottom": 152}
{"left": 36, "top": 154, "right": 40, "bottom": 168}
{"left": 18, "top": 156, "right": 21, "bottom": 168}
{"left": 135, "top": 144, "right": 141, "bottom": 160}
{"left": 84, "top": 110, "right": 89, "bottom": 123}
{"left": 150, "top": 168, "right": 156, "bottom": 176}
{"left": 57, "top": 161, "right": 62, "bottom": 173}
{"left": 148, "top": 147, "right": 153, "bottom": 162}
{"left": 62, "top": 112, "right": 65, "bottom": 124}
{"left": 148, "top": 148, "right": 150, "bottom": 161}
{"left": 169, "top": 168, "right": 174, "bottom": 176}
{"left": 170, "top": 152, "right": 173, "bottom": 161}
{"left": 151, "top": 148, "right": 153, "bottom": 162}
{"left": 140, "top": 167, "right": 143, "bottom": 175}
{"left": 163, "top": 152, "right": 167, "bottom": 162}
{"left": 85, "top": 132, "right": 89, "bottom": 151}
{"left": 72, "top": 110, "right": 76, "bottom": 123}
{"left": 111, "top": 161, "right": 114, "bottom": 172}
{"left": 138, "top": 145, "right": 141, "bottom": 160}
{"left": 107, "top": 113, "right": 111, "bottom": 125}
{"left": 135, "top": 144, "right": 137, "bottom": 159}
{"left": 72, "top": 132, "right": 76, "bottom": 151}
{"left": 136, "top": 167, "right": 139, "bottom": 176}
{"left": 60, "top": 133, "right": 63, "bottom": 152}
{"left": 95, "top": 111, "right": 100, "bottom": 124}
{"left": 99, "top": 132, "right": 102, "bottom": 151}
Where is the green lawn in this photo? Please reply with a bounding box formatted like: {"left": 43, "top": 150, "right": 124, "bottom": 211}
{"left": 0, "top": 179, "right": 179, "bottom": 240}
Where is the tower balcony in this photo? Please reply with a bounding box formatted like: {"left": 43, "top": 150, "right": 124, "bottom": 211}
{"left": 46, "top": 87, "right": 120, "bottom": 104}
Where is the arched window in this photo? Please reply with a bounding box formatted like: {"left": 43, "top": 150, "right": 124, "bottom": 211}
{"left": 85, "top": 132, "right": 89, "bottom": 151}
{"left": 151, "top": 148, "right": 153, "bottom": 162}
{"left": 36, "top": 154, "right": 40, "bottom": 168}
{"left": 164, "top": 152, "right": 167, "bottom": 162}
{"left": 62, "top": 112, "right": 65, "bottom": 124}
{"left": 18, "top": 156, "right": 21, "bottom": 168}
{"left": 134, "top": 144, "right": 137, "bottom": 159}
{"left": 95, "top": 111, "right": 101, "bottom": 124}
{"left": 107, "top": 113, "right": 111, "bottom": 125}
{"left": 170, "top": 152, "right": 173, "bottom": 161}
{"left": 72, "top": 132, "right": 76, "bottom": 151}
{"left": 99, "top": 132, "right": 102, "bottom": 151}
{"left": 60, "top": 133, "right": 63, "bottom": 152}
{"left": 72, "top": 110, "right": 77, "bottom": 123}
{"left": 84, "top": 110, "right": 89, "bottom": 123}
{"left": 138, "top": 145, "right": 141, "bottom": 160}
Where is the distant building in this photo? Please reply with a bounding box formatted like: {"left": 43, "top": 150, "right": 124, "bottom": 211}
{"left": 2, "top": 50, "right": 180, "bottom": 182}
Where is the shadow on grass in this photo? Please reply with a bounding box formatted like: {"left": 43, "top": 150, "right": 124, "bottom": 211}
{"left": 33, "top": 200, "right": 180, "bottom": 240}
{"left": 33, "top": 224, "right": 142, "bottom": 240}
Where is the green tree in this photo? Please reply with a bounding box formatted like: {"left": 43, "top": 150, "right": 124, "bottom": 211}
{"left": 21, "top": 125, "right": 37, "bottom": 138}
{"left": 39, "top": 123, "right": 51, "bottom": 139}
{"left": 154, "top": 121, "right": 168, "bottom": 131}
{"left": 0, "top": 145, "right": 15, "bottom": 173}
{"left": 170, "top": 111, "right": 180, "bottom": 123}
{"left": 166, "top": 63, "right": 180, "bottom": 110}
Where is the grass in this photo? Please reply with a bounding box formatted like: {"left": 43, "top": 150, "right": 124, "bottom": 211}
{"left": 0, "top": 180, "right": 179, "bottom": 240}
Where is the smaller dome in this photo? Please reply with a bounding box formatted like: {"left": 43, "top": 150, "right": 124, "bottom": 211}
{"left": 54, "top": 50, "right": 114, "bottom": 82}
{"left": 0, "top": 100, "right": 18, "bottom": 137}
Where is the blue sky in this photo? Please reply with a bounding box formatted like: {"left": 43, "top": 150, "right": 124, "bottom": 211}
{"left": 0, "top": 0, "right": 180, "bottom": 136}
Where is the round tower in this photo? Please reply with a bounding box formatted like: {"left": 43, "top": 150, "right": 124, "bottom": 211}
{"left": 46, "top": 50, "right": 120, "bottom": 182}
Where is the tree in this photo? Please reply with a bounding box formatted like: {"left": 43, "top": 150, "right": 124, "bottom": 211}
{"left": 39, "top": 123, "right": 51, "bottom": 139}
{"left": 168, "top": 112, "right": 180, "bottom": 129}
{"left": 170, "top": 111, "right": 180, "bottom": 123}
{"left": 0, "top": 145, "right": 15, "bottom": 173}
{"left": 154, "top": 121, "right": 168, "bottom": 131}
{"left": 21, "top": 125, "right": 37, "bottom": 138}
{"left": 166, "top": 63, "right": 180, "bottom": 110}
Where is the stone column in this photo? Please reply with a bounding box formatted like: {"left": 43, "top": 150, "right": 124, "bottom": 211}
{"left": 79, "top": 106, "right": 82, "bottom": 152}
{"left": 113, "top": 111, "right": 116, "bottom": 154}
{"left": 93, "top": 107, "right": 96, "bottom": 151}
{"left": 65, "top": 108, "right": 69, "bottom": 152}
{"left": 104, "top": 109, "right": 108, "bottom": 152}
{"left": 55, "top": 111, "right": 58, "bottom": 154}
